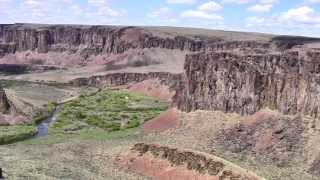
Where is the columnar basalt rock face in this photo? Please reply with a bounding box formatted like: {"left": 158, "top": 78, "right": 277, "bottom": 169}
{"left": 0, "top": 24, "right": 273, "bottom": 63}
{"left": 0, "top": 24, "right": 205, "bottom": 56}
{"left": 70, "top": 72, "right": 183, "bottom": 89}
{"left": 0, "top": 87, "right": 10, "bottom": 113}
{"left": 175, "top": 51, "right": 320, "bottom": 118}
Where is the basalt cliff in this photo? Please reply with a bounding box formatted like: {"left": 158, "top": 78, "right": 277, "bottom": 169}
{"left": 0, "top": 23, "right": 276, "bottom": 68}
{"left": 175, "top": 50, "right": 320, "bottom": 118}
{"left": 2, "top": 24, "right": 320, "bottom": 118}
{"left": 0, "top": 87, "right": 10, "bottom": 113}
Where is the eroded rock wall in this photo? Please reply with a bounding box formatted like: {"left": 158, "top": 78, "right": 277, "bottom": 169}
{"left": 0, "top": 87, "right": 10, "bottom": 113}
{"left": 0, "top": 24, "right": 273, "bottom": 64}
{"left": 0, "top": 24, "right": 203, "bottom": 56}
{"left": 175, "top": 51, "right": 320, "bottom": 118}
{"left": 119, "top": 143, "right": 262, "bottom": 180}
{"left": 70, "top": 72, "right": 183, "bottom": 89}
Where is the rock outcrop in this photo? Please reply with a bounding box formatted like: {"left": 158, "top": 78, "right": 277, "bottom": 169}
{"left": 175, "top": 50, "right": 320, "bottom": 118}
{"left": 70, "top": 72, "right": 182, "bottom": 89}
{"left": 0, "top": 24, "right": 274, "bottom": 56}
{"left": 119, "top": 143, "right": 263, "bottom": 180}
{"left": 0, "top": 24, "right": 277, "bottom": 67}
{"left": 0, "top": 24, "right": 204, "bottom": 54}
{"left": 214, "top": 110, "right": 305, "bottom": 166}
{"left": 0, "top": 87, "right": 10, "bottom": 113}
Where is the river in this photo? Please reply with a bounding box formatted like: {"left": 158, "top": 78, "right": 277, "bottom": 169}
{"left": 35, "top": 106, "right": 61, "bottom": 138}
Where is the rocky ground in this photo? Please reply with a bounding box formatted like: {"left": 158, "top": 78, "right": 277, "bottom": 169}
{"left": 1, "top": 107, "right": 318, "bottom": 179}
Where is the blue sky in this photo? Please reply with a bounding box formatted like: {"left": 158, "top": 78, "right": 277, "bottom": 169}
{"left": 1, "top": 0, "right": 320, "bottom": 37}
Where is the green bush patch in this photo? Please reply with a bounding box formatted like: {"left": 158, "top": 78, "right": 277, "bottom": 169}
{"left": 51, "top": 90, "right": 169, "bottom": 134}
{"left": 0, "top": 125, "right": 37, "bottom": 145}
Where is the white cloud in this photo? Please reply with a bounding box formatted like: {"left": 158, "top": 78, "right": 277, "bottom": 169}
{"left": 85, "top": 0, "right": 126, "bottom": 17}
{"left": 247, "top": 0, "right": 278, "bottom": 13}
{"left": 260, "top": 0, "right": 278, "bottom": 4}
{"left": 0, "top": 0, "right": 126, "bottom": 24}
{"left": 0, "top": 0, "right": 12, "bottom": 16}
{"left": 246, "top": 6, "right": 320, "bottom": 27}
{"left": 147, "top": 7, "right": 172, "bottom": 18}
{"left": 248, "top": 4, "right": 272, "bottom": 13}
{"left": 166, "top": 0, "right": 196, "bottom": 4}
{"left": 280, "top": 6, "right": 320, "bottom": 24}
{"left": 221, "top": 0, "right": 253, "bottom": 4}
{"left": 180, "top": 1, "right": 223, "bottom": 20}
{"left": 246, "top": 16, "right": 266, "bottom": 24}
{"left": 244, "top": 5, "right": 320, "bottom": 37}
{"left": 181, "top": 10, "right": 223, "bottom": 19}
{"left": 88, "top": 0, "right": 108, "bottom": 6}
{"left": 24, "top": 0, "right": 41, "bottom": 6}
{"left": 198, "top": 1, "right": 222, "bottom": 12}
{"left": 308, "top": 0, "right": 320, "bottom": 3}
{"left": 147, "top": 7, "right": 178, "bottom": 24}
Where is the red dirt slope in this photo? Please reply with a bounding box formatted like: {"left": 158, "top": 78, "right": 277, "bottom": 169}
{"left": 118, "top": 143, "right": 263, "bottom": 180}
{"left": 143, "top": 108, "right": 180, "bottom": 133}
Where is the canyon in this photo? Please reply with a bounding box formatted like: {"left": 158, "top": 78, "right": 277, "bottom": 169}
{"left": 1, "top": 23, "right": 320, "bottom": 179}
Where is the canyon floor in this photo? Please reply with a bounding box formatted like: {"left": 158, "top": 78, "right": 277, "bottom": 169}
{"left": 0, "top": 81, "right": 317, "bottom": 179}
{"left": 0, "top": 107, "right": 318, "bottom": 180}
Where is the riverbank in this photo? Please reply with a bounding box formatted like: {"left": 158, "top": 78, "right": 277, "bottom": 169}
{"left": 0, "top": 102, "right": 55, "bottom": 145}
{"left": 0, "top": 89, "right": 169, "bottom": 145}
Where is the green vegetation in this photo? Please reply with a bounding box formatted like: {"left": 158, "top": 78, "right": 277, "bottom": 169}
{"left": 0, "top": 125, "right": 37, "bottom": 145}
{"left": 32, "top": 101, "right": 57, "bottom": 125}
{"left": 50, "top": 90, "right": 169, "bottom": 134}
{"left": 0, "top": 90, "right": 168, "bottom": 145}
{"left": 0, "top": 79, "right": 29, "bottom": 88}
{"left": 24, "top": 127, "right": 140, "bottom": 145}
{"left": 0, "top": 102, "right": 56, "bottom": 145}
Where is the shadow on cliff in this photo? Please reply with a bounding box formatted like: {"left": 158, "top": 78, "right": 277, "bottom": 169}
{"left": 271, "top": 35, "right": 320, "bottom": 50}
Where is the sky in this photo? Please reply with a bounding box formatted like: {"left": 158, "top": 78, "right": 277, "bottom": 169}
{"left": 1, "top": 0, "right": 320, "bottom": 37}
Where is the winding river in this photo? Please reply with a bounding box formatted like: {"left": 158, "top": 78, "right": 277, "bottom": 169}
{"left": 35, "top": 106, "right": 61, "bottom": 138}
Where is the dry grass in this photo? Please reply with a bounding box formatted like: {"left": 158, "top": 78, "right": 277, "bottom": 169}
{"left": 0, "top": 138, "right": 148, "bottom": 180}
{"left": 0, "top": 107, "right": 318, "bottom": 180}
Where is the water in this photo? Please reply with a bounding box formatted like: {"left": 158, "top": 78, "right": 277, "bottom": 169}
{"left": 35, "top": 106, "right": 61, "bottom": 138}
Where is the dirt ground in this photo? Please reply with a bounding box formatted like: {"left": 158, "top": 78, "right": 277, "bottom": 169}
{"left": 0, "top": 109, "right": 318, "bottom": 180}
{"left": 0, "top": 109, "right": 242, "bottom": 180}
{"left": 0, "top": 48, "right": 185, "bottom": 84}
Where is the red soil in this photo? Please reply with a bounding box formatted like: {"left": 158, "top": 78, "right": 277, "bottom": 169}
{"left": 0, "top": 113, "right": 28, "bottom": 125}
{"left": 143, "top": 108, "right": 180, "bottom": 133}
{"left": 118, "top": 144, "right": 262, "bottom": 180}
{"left": 216, "top": 110, "right": 305, "bottom": 165}
{"left": 129, "top": 79, "right": 175, "bottom": 101}
{"left": 120, "top": 152, "right": 219, "bottom": 180}
{"left": 242, "top": 111, "right": 275, "bottom": 127}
